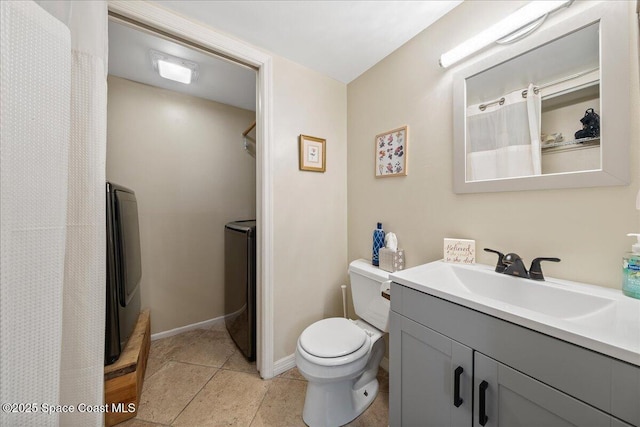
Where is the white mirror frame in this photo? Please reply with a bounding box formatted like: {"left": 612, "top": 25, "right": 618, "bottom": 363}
{"left": 453, "top": 1, "right": 630, "bottom": 193}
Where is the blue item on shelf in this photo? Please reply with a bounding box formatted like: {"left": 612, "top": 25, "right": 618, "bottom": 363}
{"left": 372, "top": 222, "right": 385, "bottom": 266}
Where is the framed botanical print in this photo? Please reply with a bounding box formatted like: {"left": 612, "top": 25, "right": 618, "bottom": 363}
{"left": 299, "top": 135, "right": 326, "bottom": 172}
{"left": 375, "top": 126, "right": 408, "bottom": 177}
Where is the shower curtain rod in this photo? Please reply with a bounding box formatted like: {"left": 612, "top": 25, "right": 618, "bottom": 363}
{"left": 478, "top": 97, "right": 505, "bottom": 111}
{"left": 477, "top": 67, "right": 599, "bottom": 110}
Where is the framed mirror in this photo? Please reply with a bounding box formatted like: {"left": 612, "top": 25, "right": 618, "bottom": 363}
{"left": 453, "top": 2, "right": 630, "bottom": 193}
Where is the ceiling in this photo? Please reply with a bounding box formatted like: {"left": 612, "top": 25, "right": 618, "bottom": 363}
{"left": 152, "top": 1, "right": 462, "bottom": 83}
{"left": 108, "top": 1, "right": 462, "bottom": 110}
{"left": 108, "top": 20, "right": 258, "bottom": 111}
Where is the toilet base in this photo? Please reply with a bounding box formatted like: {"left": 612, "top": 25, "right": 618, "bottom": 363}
{"left": 300, "top": 336, "right": 385, "bottom": 427}
{"left": 302, "top": 376, "right": 379, "bottom": 427}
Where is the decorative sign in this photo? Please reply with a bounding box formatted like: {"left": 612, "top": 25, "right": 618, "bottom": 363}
{"left": 444, "top": 238, "right": 476, "bottom": 264}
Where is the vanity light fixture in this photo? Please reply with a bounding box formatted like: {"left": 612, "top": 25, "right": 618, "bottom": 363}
{"left": 150, "top": 50, "right": 199, "bottom": 84}
{"left": 439, "top": 0, "right": 573, "bottom": 68}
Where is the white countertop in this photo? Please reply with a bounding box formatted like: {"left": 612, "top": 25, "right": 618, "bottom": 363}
{"left": 390, "top": 260, "right": 640, "bottom": 366}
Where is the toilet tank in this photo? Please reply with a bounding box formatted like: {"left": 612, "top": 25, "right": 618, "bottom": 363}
{"left": 348, "top": 259, "right": 391, "bottom": 332}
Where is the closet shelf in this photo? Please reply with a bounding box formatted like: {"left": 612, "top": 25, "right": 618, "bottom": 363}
{"left": 541, "top": 136, "right": 600, "bottom": 149}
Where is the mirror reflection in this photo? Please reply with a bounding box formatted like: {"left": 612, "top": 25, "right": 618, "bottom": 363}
{"left": 465, "top": 22, "right": 600, "bottom": 182}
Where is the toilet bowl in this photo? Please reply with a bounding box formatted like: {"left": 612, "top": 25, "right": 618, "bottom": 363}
{"left": 295, "top": 259, "right": 390, "bottom": 427}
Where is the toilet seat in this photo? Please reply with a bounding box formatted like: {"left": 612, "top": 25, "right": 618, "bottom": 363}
{"left": 299, "top": 318, "right": 367, "bottom": 358}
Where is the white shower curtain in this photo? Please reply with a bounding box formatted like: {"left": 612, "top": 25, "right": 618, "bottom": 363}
{"left": 0, "top": 1, "right": 107, "bottom": 426}
{"left": 466, "top": 84, "right": 542, "bottom": 181}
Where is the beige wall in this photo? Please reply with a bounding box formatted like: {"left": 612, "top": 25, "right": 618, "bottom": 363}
{"left": 347, "top": 1, "right": 640, "bottom": 290}
{"left": 106, "top": 53, "right": 349, "bottom": 359}
{"left": 272, "top": 55, "right": 348, "bottom": 362}
{"left": 106, "top": 76, "right": 256, "bottom": 334}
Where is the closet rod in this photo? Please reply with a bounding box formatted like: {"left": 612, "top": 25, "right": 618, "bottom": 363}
{"left": 242, "top": 120, "right": 256, "bottom": 137}
{"left": 522, "top": 67, "right": 599, "bottom": 98}
{"left": 477, "top": 67, "right": 600, "bottom": 110}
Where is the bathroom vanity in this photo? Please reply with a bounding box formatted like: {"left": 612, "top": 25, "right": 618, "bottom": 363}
{"left": 389, "top": 261, "right": 640, "bottom": 427}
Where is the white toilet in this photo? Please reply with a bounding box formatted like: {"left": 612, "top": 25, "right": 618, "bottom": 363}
{"left": 295, "top": 259, "right": 391, "bottom": 427}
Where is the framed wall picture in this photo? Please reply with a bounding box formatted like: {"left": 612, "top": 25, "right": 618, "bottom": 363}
{"left": 375, "top": 126, "right": 408, "bottom": 177}
{"left": 299, "top": 135, "right": 326, "bottom": 172}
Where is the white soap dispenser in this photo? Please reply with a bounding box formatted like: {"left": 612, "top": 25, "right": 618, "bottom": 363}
{"left": 623, "top": 233, "right": 640, "bottom": 299}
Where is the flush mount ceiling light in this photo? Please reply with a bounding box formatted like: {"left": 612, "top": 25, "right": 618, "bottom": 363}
{"left": 439, "top": 0, "right": 573, "bottom": 69}
{"left": 150, "top": 50, "right": 199, "bottom": 84}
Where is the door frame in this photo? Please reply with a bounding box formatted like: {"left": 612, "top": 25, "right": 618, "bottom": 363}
{"left": 107, "top": 0, "right": 275, "bottom": 378}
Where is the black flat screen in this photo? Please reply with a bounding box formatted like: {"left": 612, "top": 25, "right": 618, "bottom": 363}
{"left": 114, "top": 189, "right": 142, "bottom": 306}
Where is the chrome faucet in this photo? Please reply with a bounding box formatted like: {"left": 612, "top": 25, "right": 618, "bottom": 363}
{"left": 484, "top": 248, "right": 560, "bottom": 281}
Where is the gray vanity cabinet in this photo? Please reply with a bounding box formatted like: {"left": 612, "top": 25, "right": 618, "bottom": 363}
{"left": 390, "top": 282, "right": 639, "bottom": 427}
{"left": 474, "top": 352, "right": 612, "bottom": 427}
{"left": 389, "top": 311, "right": 472, "bottom": 426}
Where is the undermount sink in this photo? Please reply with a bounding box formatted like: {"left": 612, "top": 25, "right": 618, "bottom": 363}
{"left": 450, "top": 265, "right": 615, "bottom": 320}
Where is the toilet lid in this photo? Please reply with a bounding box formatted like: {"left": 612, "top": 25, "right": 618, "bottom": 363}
{"left": 299, "top": 318, "right": 367, "bottom": 358}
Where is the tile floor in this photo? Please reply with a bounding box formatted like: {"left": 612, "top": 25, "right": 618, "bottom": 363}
{"left": 119, "top": 323, "right": 389, "bottom": 426}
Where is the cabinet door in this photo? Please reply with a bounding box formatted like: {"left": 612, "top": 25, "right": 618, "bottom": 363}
{"left": 474, "top": 352, "right": 612, "bottom": 427}
{"left": 390, "top": 311, "right": 472, "bottom": 427}
{"left": 611, "top": 418, "right": 635, "bottom": 427}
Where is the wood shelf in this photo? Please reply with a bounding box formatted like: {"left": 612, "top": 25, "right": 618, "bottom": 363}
{"left": 104, "top": 309, "right": 150, "bottom": 426}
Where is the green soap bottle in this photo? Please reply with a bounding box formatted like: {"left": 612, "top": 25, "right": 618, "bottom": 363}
{"left": 623, "top": 233, "right": 640, "bottom": 299}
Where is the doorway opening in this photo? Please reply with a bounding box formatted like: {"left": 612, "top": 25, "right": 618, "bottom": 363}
{"left": 107, "top": 2, "right": 273, "bottom": 378}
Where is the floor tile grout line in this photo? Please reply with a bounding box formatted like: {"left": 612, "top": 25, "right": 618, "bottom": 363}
{"left": 159, "top": 358, "right": 230, "bottom": 370}
{"left": 135, "top": 360, "right": 174, "bottom": 425}
{"left": 150, "top": 353, "right": 267, "bottom": 376}
{"left": 142, "top": 356, "right": 173, "bottom": 384}
{"left": 127, "top": 409, "right": 173, "bottom": 426}
{"left": 274, "top": 376, "right": 307, "bottom": 383}
{"left": 145, "top": 344, "right": 266, "bottom": 425}
{"left": 248, "top": 373, "right": 276, "bottom": 427}
{"left": 166, "top": 367, "right": 221, "bottom": 426}
{"left": 146, "top": 339, "right": 230, "bottom": 425}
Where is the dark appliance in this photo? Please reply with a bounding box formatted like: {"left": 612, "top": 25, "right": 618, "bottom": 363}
{"left": 105, "top": 182, "right": 142, "bottom": 365}
{"left": 224, "top": 220, "right": 256, "bottom": 361}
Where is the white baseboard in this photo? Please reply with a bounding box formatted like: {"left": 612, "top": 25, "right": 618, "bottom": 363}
{"left": 150, "top": 315, "right": 226, "bottom": 341}
{"left": 273, "top": 353, "right": 296, "bottom": 376}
